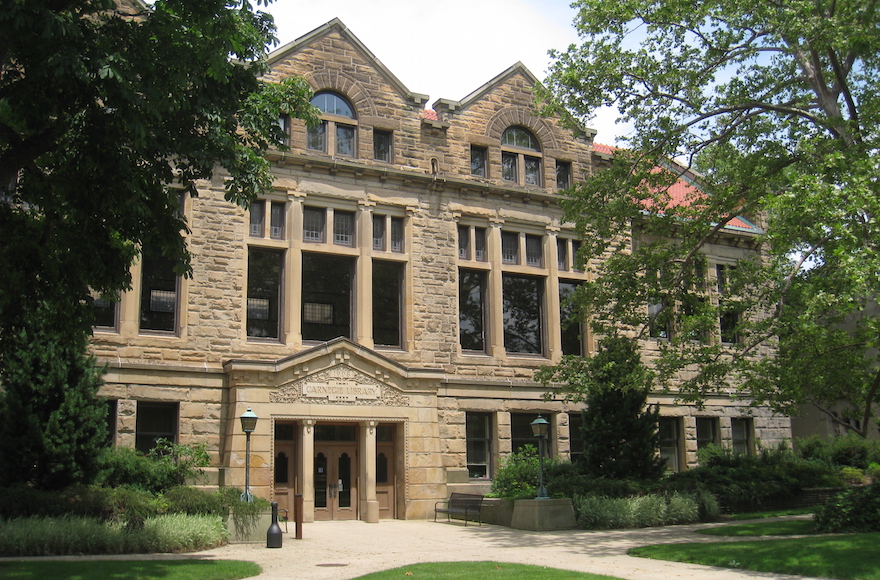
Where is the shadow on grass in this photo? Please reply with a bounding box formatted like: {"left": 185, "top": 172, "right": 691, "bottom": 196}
{"left": 0, "top": 559, "right": 260, "bottom": 580}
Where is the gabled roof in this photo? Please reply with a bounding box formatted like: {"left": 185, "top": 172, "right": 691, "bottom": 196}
{"left": 268, "top": 18, "right": 429, "bottom": 107}
{"left": 430, "top": 62, "right": 539, "bottom": 114}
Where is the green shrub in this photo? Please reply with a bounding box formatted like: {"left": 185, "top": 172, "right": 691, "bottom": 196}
{"left": 571, "top": 492, "right": 702, "bottom": 529}
{"left": 815, "top": 483, "right": 880, "bottom": 532}
{"left": 830, "top": 434, "right": 872, "bottom": 469}
{"left": 95, "top": 441, "right": 210, "bottom": 494}
{"left": 840, "top": 466, "right": 867, "bottom": 485}
{"left": 867, "top": 462, "right": 880, "bottom": 483}
{"left": 795, "top": 436, "right": 831, "bottom": 463}
{"left": 164, "top": 486, "right": 225, "bottom": 516}
{"left": 0, "top": 514, "right": 225, "bottom": 556}
{"left": 489, "top": 445, "right": 543, "bottom": 499}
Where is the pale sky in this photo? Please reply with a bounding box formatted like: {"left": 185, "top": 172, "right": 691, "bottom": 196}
{"left": 267, "top": 0, "right": 628, "bottom": 146}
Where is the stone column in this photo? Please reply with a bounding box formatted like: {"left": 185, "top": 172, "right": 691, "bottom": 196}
{"left": 298, "top": 419, "right": 315, "bottom": 522}
{"left": 286, "top": 195, "right": 304, "bottom": 346}
{"left": 487, "top": 220, "right": 504, "bottom": 357}
{"left": 546, "top": 229, "right": 562, "bottom": 361}
{"left": 359, "top": 420, "right": 380, "bottom": 523}
{"left": 355, "top": 202, "right": 374, "bottom": 348}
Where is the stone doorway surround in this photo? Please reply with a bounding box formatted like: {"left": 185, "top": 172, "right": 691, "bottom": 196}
{"left": 223, "top": 338, "right": 445, "bottom": 521}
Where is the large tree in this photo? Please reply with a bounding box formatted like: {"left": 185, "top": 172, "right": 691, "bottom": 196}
{"left": 538, "top": 0, "right": 880, "bottom": 436}
{"left": 0, "top": 0, "right": 317, "bottom": 486}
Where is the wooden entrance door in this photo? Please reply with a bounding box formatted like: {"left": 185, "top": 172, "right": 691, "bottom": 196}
{"left": 313, "top": 444, "right": 358, "bottom": 520}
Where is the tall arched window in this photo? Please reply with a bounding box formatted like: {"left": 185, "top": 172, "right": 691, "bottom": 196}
{"left": 501, "top": 126, "right": 542, "bottom": 186}
{"left": 307, "top": 92, "right": 357, "bottom": 156}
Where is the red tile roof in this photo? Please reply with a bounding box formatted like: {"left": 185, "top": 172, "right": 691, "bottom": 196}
{"left": 421, "top": 109, "right": 439, "bottom": 121}
{"left": 592, "top": 144, "right": 760, "bottom": 233}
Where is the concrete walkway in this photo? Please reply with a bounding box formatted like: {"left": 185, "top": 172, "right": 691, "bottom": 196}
{"left": 11, "top": 518, "right": 824, "bottom": 580}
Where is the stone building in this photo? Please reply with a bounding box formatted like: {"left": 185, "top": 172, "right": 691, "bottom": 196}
{"left": 91, "top": 19, "right": 790, "bottom": 522}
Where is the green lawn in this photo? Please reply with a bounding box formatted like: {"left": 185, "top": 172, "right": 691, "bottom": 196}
{"left": 0, "top": 559, "right": 260, "bottom": 580}
{"left": 630, "top": 533, "right": 880, "bottom": 580}
{"left": 699, "top": 518, "right": 817, "bottom": 536}
{"left": 352, "top": 561, "right": 623, "bottom": 579}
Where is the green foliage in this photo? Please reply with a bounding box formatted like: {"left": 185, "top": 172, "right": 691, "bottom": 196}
{"left": 538, "top": 0, "right": 880, "bottom": 428}
{"left": 489, "top": 445, "right": 544, "bottom": 499}
{"left": 0, "top": 304, "right": 109, "bottom": 490}
{"left": 572, "top": 492, "right": 702, "bottom": 529}
{"left": 95, "top": 441, "right": 210, "bottom": 494}
{"left": 0, "top": 514, "right": 226, "bottom": 556}
{"left": 539, "top": 336, "right": 664, "bottom": 481}
{"left": 163, "top": 486, "right": 225, "bottom": 517}
{"left": 815, "top": 483, "right": 880, "bottom": 533}
{"left": 0, "top": 0, "right": 319, "bottom": 488}
{"left": 0, "top": 560, "right": 262, "bottom": 580}
{"left": 795, "top": 435, "right": 880, "bottom": 468}
{"left": 355, "top": 561, "right": 619, "bottom": 579}
{"left": 661, "top": 444, "right": 843, "bottom": 510}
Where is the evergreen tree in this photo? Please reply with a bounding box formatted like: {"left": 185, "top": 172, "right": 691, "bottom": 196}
{"left": 0, "top": 303, "right": 108, "bottom": 490}
{"left": 538, "top": 335, "right": 665, "bottom": 480}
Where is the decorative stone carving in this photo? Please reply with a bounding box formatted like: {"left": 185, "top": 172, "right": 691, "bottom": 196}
{"left": 270, "top": 364, "right": 409, "bottom": 406}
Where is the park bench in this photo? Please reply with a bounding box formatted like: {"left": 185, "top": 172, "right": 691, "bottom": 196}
{"left": 433, "top": 492, "right": 484, "bottom": 526}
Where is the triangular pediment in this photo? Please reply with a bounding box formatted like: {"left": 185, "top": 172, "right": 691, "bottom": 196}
{"left": 267, "top": 18, "right": 428, "bottom": 108}
{"left": 224, "top": 338, "right": 443, "bottom": 405}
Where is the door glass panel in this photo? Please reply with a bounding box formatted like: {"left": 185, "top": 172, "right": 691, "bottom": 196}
{"left": 338, "top": 453, "right": 351, "bottom": 508}
{"left": 275, "top": 452, "right": 289, "bottom": 485}
{"left": 314, "top": 452, "right": 328, "bottom": 508}
{"left": 377, "top": 452, "right": 388, "bottom": 484}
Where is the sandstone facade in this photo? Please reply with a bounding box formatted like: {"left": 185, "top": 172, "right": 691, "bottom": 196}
{"left": 91, "top": 19, "right": 789, "bottom": 522}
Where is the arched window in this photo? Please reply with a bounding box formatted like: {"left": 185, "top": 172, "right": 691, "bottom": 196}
{"left": 501, "top": 126, "right": 542, "bottom": 186}
{"left": 307, "top": 92, "right": 357, "bottom": 156}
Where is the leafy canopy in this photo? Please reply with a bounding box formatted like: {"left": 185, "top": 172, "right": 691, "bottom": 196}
{"left": 539, "top": 0, "right": 880, "bottom": 434}
{"left": 0, "top": 0, "right": 317, "bottom": 486}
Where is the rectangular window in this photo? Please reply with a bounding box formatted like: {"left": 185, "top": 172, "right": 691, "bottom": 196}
{"left": 474, "top": 227, "right": 487, "bottom": 262}
{"left": 717, "top": 264, "right": 739, "bottom": 343}
{"left": 247, "top": 248, "right": 283, "bottom": 339}
{"left": 501, "top": 231, "right": 519, "bottom": 264}
{"left": 501, "top": 152, "right": 517, "bottom": 182}
{"left": 336, "top": 124, "right": 355, "bottom": 156}
{"left": 302, "top": 253, "right": 353, "bottom": 341}
{"left": 557, "top": 238, "right": 568, "bottom": 271}
{"left": 466, "top": 412, "right": 492, "bottom": 479}
{"left": 511, "top": 413, "right": 551, "bottom": 456}
{"left": 390, "top": 217, "right": 403, "bottom": 253}
{"left": 307, "top": 121, "right": 327, "bottom": 151}
{"left": 105, "top": 399, "right": 118, "bottom": 446}
{"left": 559, "top": 280, "right": 582, "bottom": 356}
{"left": 270, "top": 202, "right": 285, "bottom": 239}
{"left": 303, "top": 207, "right": 326, "bottom": 243}
{"left": 136, "top": 402, "right": 178, "bottom": 453}
{"left": 333, "top": 211, "right": 355, "bottom": 246}
{"left": 503, "top": 274, "right": 544, "bottom": 355}
{"left": 139, "top": 251, "right": 178, "bottom": 333}
{"left": 373, "top": 260, "right": 403, "bottom": 347}
{"left": 459, "top": 269, "right": 487, "bottom": 352}
{"left": 571, "top": 240, "right": 582, "bottom": 272}
{"left": 373, "top": 129, "right": 392, "bottom": 162}
{"left": 525, "top": 234, "right": 543, "bottom": 267}
{"left": 659, "top": 417, "right": 682, "bottom": 472}
{"left": 648, "top": 301, "right": 670, "bottom": 339}
{"left": 524, "top": 156, "right": 542, "bottom": 186}
{"left": 556, "top": 160, "right": 572, "bottom": 189}
{"left": 731, "top": 418, "right": 752, "bottom": 455}
{"left": 92, "top": 292, "right": 118, "bottom": 330}
{"left": 373, "top": 215, "right": 387, "bottom": 250}
{"left": 249, "top": 200, "right": 265, "bottom": 237}
{"left": 470, "top": 146, "right": 487, "bottom": 177}
{"left": 457, "top": 225, "right": 470, "bottom": 259}
{"left": 569, "top": 413, "right": 584, "bottom": 463}
{"left": 696, "top": 417, "right": 719, "bottom": 450}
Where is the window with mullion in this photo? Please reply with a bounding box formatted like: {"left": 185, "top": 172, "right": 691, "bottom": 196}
{"left": 333, "top": 211, "right": 355, "bottom": 246}
{"left": 525, "top": 234, "right": 543, "bottom": 267}
{"left": 466, "top": 412, "right": 492, "bottom": 478}
{"left": 559, "top": 280, "right": 583, "bottom": 356}
{"left": 246, "top": 248, "right": 283, "bottom": 339}
{"left": 139, "top": 251, "right": 179, "bottom": 333}
{"left": 501, "top": 231, "right": 519, "bottom": 264}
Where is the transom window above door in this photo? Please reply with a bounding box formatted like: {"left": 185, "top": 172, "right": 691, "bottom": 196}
{"left": 307, "top": 92, "right": 357, "bottom": 157}
{"left": 501, "top": 126, "right": 542, "bottom": 186}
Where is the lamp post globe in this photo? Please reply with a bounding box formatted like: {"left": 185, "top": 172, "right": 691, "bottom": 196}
{"left": 240, "top": 407, "right": 259, "bottom": 502}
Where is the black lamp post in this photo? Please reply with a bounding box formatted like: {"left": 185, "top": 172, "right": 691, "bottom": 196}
{"left": 240, "top": 407, "right": 258, "bottom": 502}
{"left": 530, "top": 414, "right": 550, "bottom": 499}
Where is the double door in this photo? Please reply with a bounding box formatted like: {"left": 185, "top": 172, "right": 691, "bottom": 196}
{"left": 314, "top": 444, "right": 357, "bottom": 521}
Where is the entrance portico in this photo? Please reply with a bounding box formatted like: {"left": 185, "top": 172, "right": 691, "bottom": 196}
{"left": 223, "top": 338, "right": 445, "bottom": 521}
